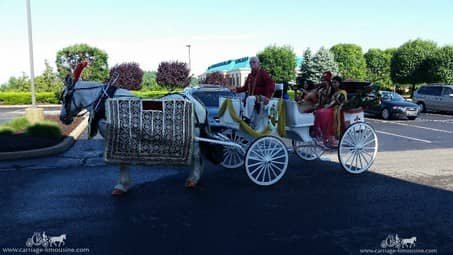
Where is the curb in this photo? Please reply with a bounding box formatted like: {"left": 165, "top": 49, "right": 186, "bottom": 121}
{"left": 0, "top": 116, "right": 89, "bottom": 160}
{"left": 0, "top": 104, "right": 61, "bottom": 109}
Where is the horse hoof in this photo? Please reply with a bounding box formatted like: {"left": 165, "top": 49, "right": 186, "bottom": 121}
{"left": 112, "top": 189, "right": 126, "bottom": 196}
{"left": 185, "top": 180, "right": 197, "bottom": 188}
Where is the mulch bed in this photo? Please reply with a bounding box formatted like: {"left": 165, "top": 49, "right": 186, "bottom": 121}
{"left": 0, "top": 115, "right": 84, "bottom": 153}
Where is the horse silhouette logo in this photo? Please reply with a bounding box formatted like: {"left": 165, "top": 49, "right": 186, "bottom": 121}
{"left": 380, "top": 234, "right": 416, "bottom": 249}
{"left": 25, "top": 232, "right": 67, "bottom": 248}
{"left": 401, "top": 237, "right": 416, "bottom": 248}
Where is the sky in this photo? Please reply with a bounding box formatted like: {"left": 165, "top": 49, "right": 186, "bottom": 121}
{"left": 1, "top": 0, "right": 453, "bottom": 84}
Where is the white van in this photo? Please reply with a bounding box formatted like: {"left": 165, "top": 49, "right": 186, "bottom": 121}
{"left": 413, "top": 84, "right": 453, "bottom": 112}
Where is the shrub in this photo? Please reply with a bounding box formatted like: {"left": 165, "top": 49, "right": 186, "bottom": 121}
{"left": 108, "top": 62, "right": 144, "bottom": 90}
{"left": 0, "top": 126, "right": 15, "bottom": 135}
{"left": 4, "top": 117, "right": 31, "bottom": 131}
{"left": 201, "top": 71, "right": 226, "bottom": 85}
{"left": 156, "top": 61, "right": 190, "bottom": 91}
{"left": 25, "top": 121, "right": 62, "bottom": 139}
{"left": 0, "top": 92, "right": 59, "bottom": 104}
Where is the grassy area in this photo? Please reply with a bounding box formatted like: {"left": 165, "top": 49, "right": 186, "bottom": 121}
{"left": 0, "top": 117, "right": 31, "bottom": 132}
{"left": 0, "top": 116, "right": 62, "bottom": 139}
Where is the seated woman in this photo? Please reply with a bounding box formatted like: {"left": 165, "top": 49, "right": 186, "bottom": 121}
{"left": 314, "top": 73, "right": 347, "bottom": 147}
{"left": 296, "top": 80, "right": 318, "bottom": 113}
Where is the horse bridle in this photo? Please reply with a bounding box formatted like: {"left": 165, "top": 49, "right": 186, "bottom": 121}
{"left": 60, "top": 79, "right": 99, "bottom": 119}
{"left": 60, "top": 72, "right": 120, "bottom": 119}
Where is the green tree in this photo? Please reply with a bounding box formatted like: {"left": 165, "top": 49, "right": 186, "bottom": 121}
{"left": 434, "top": 46, "right": 453, "bottom": 83}
{"left": 422, "top": 46, "right": 453, "bottom": 84}
{"left": 55, "top": 43, "right": 109, "bottom": 82}
{"left": 364, "top": 48, "right": 394, "bottom": 89}
{"left": 299, "top": 48, "right": 315, "bottom": 82}
{"left": 257, "top": 45, "right": 296, "bottom": 83}
{"left": 156, "top": 61, "right": 191, "bottom": 91}
{"left": 141, "top": 71, "right": 162, "bottom": 91}
{"left": 2, "top": 73, "right": 30, "bottom": 92}
{"left": 35, "top": 60, "right": 63, "bottom": 92}
{"left": 391, "top": 39, "right": 438, "bottom": 96}
{"left": 330, "top": 44, "right": 367, "bottom": 80}
{"left": 300, "top": 47, "right": 339, "bottom": 84}
{"left": 191, "top": 76, "right": 199, "bottom": 86}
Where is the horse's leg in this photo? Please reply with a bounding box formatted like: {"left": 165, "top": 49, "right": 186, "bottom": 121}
{"left": 185, "top": 127, "right": 204, "bottom": 188}
{"left": 112, "top": 163, "right": 131, "bottom": 195}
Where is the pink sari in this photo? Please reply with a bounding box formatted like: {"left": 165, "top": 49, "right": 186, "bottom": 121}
{"left": 314, "top": 107, "right": 335, "bottom": 142}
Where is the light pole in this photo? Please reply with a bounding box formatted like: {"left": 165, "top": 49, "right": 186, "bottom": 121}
{"left": 26, "top": 0, "right": 36, "bottom": 107}
{"left": 24, "top": 0, "right": 43, "bottom": 123}
{"left": 186, "top": 44, "right": 191, "bottom": 71}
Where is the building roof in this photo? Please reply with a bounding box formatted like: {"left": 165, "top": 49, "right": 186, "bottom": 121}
{"left": 206, "top": 56, "right": 304, "bottom": 73}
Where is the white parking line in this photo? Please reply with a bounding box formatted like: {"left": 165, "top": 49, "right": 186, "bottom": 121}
{"left": 369, "top": 118, "right": 453, "bottom": 134}
{"left": 422, "top": 112, "right": 453, "bottom": 118}
{"left": 376, "top": 130, "right": 432, "bottom": 143}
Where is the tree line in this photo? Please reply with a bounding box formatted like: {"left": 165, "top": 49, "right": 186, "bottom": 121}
{"left": 1, "top": 40, "right": 452, "bottom": 97}
{"left": 258, "top": 39, "right": 452, "bottom": 97}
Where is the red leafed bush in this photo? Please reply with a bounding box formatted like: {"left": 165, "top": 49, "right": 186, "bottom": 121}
{"left": 108, "top": 62, "right": 144, "bottom": 90}
{"left": 156, "top": 61, "right": 190, "bottom": 91}
{"left": 201, "top": 71, "right": 226, "bottom": 85}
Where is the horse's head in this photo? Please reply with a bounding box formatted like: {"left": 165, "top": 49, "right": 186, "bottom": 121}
{"left": 59, "top": 76, "right": 80, "bottom": 125}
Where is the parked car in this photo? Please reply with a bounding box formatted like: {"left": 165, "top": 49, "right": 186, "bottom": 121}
{"left": 365, "top": 91, "right": 419, "bottom": 120}
{"left": 413, "top": 84, "right": 453, "bottom": 113}
{"left": 184, "top": 84, "right": 237, "bottom": 130}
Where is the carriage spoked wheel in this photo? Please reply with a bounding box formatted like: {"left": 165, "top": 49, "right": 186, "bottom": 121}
{"left": 220, "top": 129, "right": 250, "bottom": 169}
{"left": 245, "top": 136, "right": 288, "bottom": 186}
{"left": 338, "top": 122, "right": 378, "bottom": 174}
{"left": 292, "top": 140, "right": 324, "bottom": 161}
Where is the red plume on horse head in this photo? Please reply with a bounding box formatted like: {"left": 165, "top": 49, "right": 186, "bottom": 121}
{"left": 72, "top": 61, "right": 89, "bottom": 82}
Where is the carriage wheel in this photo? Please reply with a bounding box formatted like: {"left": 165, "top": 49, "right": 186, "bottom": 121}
{"left": 292, "top": 140, "right": 324, "bottom": 161}
{"left": 338, "top": 122, "right": 378, "bottom": 174}
{"left": 245, "top": 136, "right": 288, "bottom": 186}
{"left": 220, "top": 129, "right": 250, "bottom": 169}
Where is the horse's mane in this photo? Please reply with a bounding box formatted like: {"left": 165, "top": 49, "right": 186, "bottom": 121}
{"left": 75, "top": 80, "right": 105, "bottom": 89}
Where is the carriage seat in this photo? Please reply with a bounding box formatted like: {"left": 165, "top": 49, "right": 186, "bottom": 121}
{"left": 285, "top": 100, "right": 314, "bottom": 127}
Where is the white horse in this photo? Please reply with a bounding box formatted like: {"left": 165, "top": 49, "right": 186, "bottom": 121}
{"left": 59, "top": 80, "right": 206, "bottom": 195}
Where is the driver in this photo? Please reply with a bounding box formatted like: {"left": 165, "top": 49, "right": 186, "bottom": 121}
{"left": 232, "top": 56, "right": 275, "bottom": 122}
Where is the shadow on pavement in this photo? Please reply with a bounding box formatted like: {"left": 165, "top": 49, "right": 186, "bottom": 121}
{"left": 0, "top": 156, "right": 452, "bottom": 254}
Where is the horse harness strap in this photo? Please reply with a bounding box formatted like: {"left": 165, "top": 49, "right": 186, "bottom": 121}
{"left": 89, "top": 86, "right": 118, "bottom": 137}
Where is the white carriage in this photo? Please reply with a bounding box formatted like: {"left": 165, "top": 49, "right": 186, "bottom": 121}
{"left": 211, "top": 97, "right": 378, "bottom": 186}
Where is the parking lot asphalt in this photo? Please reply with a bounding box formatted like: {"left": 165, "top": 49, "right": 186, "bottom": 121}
{"left": 1, "top": 111, "right": 453, "bottom": 254}
{"left": 365, "top": 112, "right": 453, "bottom": 151}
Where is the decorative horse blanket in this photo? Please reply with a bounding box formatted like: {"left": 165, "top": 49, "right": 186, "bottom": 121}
{"left": 105, "top": 98, "right": 193, "bottom": 165}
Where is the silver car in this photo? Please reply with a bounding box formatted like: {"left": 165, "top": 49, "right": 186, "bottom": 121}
{"left": 413, "top": 84, "right": 453, "bottom": 113}
{"left": 184, "top": 84, "right": 237, "bottom": 130}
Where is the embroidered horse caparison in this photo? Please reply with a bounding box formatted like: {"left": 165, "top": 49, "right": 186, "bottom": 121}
{"left": 59, "top": 81, "right": 206, "bottom": 193}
